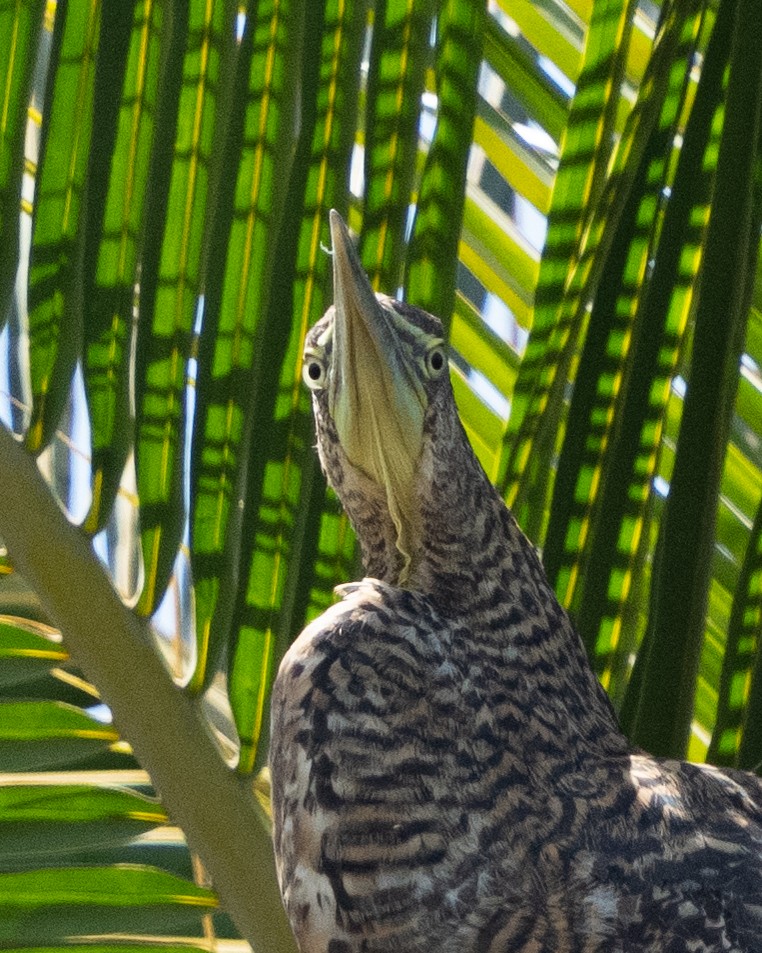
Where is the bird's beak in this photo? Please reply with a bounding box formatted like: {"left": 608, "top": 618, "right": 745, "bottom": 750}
{"left": 328, "top": 210, "right": 426, "bottom": 577}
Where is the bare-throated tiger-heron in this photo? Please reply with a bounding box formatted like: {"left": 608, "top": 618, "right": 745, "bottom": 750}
{"left": 269, "top": 211, "right": 762, "bottom": 953}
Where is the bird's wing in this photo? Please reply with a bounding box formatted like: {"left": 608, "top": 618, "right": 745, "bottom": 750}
{"left": 590, "top": 756, "right": 762, "bottom": 952}
{"left": 612, "top": 851, "right": 762, "bottom": 952}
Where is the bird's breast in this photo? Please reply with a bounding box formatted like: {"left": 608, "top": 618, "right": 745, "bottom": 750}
{"left": 270, "top": 579, "right": 519, "bottom": 951}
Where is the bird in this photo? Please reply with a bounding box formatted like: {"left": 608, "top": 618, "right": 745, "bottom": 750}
{"left": 269, "top": 209, "right": 762, "bottom": 953}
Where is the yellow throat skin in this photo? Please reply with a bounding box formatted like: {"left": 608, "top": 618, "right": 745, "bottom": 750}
{"left": 328, "top": 211, "right": 427, "bottom": 581}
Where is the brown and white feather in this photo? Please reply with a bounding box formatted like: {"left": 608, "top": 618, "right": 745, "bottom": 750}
{"left": 270, "top": 214, "right": 762, "bottom": 953}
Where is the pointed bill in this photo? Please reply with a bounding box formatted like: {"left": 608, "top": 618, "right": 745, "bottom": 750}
{"left": 328, "top": 210, "right": 426, "bottom": 576}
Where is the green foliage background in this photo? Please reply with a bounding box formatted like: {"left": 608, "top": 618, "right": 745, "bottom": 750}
{"left": 0, "top": 0, "right": 760, "bottom": 946}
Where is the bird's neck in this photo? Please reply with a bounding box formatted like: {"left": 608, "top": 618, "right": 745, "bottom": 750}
{"left": 407, "top": 430, "right": 545, "bottom": 616}
{"left": 401, "top": 412, "right": 627, "bottom": 758}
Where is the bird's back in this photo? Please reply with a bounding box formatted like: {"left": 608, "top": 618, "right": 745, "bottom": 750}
{"left": 271, "top": 574, "right": 762, "bottom": 953}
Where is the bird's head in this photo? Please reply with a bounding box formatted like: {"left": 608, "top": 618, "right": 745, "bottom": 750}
{"left": 303, "top": 210, "right": 455, "bottom": 584}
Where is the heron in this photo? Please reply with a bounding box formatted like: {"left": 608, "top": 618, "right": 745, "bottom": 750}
{"left": 269, "top": 210, "right": 762, "bottom": 952}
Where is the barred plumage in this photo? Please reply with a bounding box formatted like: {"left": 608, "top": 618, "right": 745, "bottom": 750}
{"left": 269, "top": 211, "right": 762, "bottom": 953}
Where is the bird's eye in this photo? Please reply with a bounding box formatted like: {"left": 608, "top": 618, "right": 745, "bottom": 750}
{"left": 425, "top": 344, "right": 447, "bottom": 379}
{"left": 303, "top": 355, "right": 327, "bottom": 391}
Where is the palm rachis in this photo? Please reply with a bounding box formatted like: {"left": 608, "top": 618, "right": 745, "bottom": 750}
{"left": 269, "top": 211, "right": 762, "bottom": 953}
